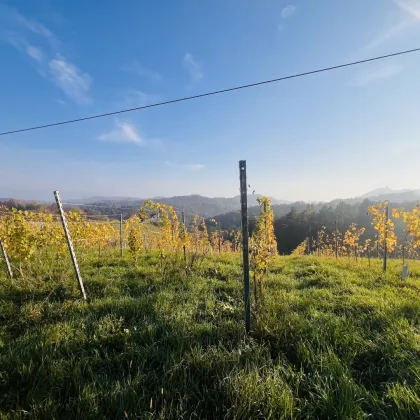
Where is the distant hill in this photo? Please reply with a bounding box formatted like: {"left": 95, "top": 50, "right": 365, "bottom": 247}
{"left": 367, "top": 190, "right": 420, "bottom": 203}
{"left": 66, "top": 194, "right": 291, "bottom": 218}
{"left": 4, "top": 187, "right": 420, "bottom": 221}
{"left": 359, "top": 187, "right": 397, "bottom": 198}
{"left": 211, "top": 202, "right": 308, "bottom": 230}
{"left": 327, "top": 188, "right": 420, "bottom": 207}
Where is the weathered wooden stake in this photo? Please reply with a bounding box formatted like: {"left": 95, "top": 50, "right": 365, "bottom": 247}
{"left": 54, "top": 190, "right": 87, "bottom": 300}
{"left": 239, "top": 160, "right": 251, "bottom": 333}
{"left": 0, "top": 239, "right": 13, "bottom": 278}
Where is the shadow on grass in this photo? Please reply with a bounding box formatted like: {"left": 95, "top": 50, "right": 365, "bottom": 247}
{"left": 0, "top": 293, "right": 249, "bottom": 420}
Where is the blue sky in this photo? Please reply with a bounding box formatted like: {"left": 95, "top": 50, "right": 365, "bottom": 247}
{"left": 1, "top": 0, "right": 420, "bottom": 202}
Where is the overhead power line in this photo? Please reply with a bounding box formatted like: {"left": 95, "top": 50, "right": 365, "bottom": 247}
{"left": 1, "top": 46, "right": 419, "bottom": 137}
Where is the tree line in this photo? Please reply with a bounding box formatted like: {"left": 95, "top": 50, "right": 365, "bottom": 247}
{"left": 274, "top": 199, "right": 420, "bottom": 255}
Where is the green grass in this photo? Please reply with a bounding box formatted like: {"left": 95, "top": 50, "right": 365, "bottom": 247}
{"left": 1, "top": 253, "right": 420, "bottom": 419}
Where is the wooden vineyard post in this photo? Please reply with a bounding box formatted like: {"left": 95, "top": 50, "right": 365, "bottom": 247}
{"left": 383, "top": 202, "right": 389, "bottom": 272}
{"left": 54, "top": 191, "right": 87, "bottom": 300}
{"left": 120, "top": 214, "right": 123, "bottom": 257}
{"left": 239, "top": 160, "right": 251, "bottom": 333}
{"left": 0, "top": 239, "right": 13, "bottom": 278}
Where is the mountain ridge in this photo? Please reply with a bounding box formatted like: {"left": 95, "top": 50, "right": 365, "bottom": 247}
{"left": 3, "top": 188, "right": 420, "bottom": 219}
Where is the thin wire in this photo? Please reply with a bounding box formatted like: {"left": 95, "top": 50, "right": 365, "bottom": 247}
{"left": 1, "top": 47, "right": 419, "bottom": 137}
{"left": 83, "top": 214, "right": 123, "bottom": 218}
{"left": 0, "top": 212, "right": 122, "bottom": 221}
{"left": 62, "top": 202, "right": 134, "bottom": 209}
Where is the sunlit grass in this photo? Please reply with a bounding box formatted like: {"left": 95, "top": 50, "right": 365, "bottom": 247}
{"left": 0, "top": 253, "right": 419, "bottom": 419}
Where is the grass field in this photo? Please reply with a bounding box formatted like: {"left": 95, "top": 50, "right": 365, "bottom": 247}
{"left": 1, "top": 253, "right": 420, "bottom": 419}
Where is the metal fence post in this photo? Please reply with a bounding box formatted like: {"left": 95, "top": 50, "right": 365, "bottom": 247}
{"left": 218, "top": 223, "right": 221, "bottom": 253}
{"left": 0, "top": 239, "right": 13, "bottom": 278}
{"left": 335, "top": 219, "right": 338, "bottom": 259}
{"left": 383, "top": 202, "right": 389, "bottom": 272}
{"left": 54, "top": 191, "right": 87, "bottom": 300}
{"left": 120, "top": 214, "right": 123, "bottom": 257}
{"left": 239, "top": 160, "right": 251, "bottom": 333}
{"left": 182, "top": 211, "right": 187, "bottom": 263}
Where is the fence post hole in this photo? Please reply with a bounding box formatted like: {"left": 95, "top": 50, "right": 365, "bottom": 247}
{"left": 182, "top": 211, "right": 187, "bottom": 263}
{"left": 239, "top": 160, "right": 251, "bottom": 334}
{"left": 0, "top": 239, "right": 13, "bottom": 278}
{"left": 383, "top": 202, "right": 389, "bottom": 272}
{"left": 120, "top": 214, "right": 123, "bottom": 257}
{"left": 54, "top": 190, "right": 87, "bottom": 300}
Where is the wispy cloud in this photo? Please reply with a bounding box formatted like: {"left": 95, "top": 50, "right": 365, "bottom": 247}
{"left": 361, "top": 0, "right": 420, "bottom": 51}
{"left": 98, "top": 121, "right": 144, "bottom": 146}
{"left": 3, "top": 31, "right": 44, "bottom": 63}
{"left": 281, "top": 5, "right": 296, "bottom": 19}
{"left": 98, "top": 121, "right": 165, "bottom": 150}
{"left": 165, "top": 161, "right": 205, "bottom": 171}
{"left": 183, "top": 53, "right": 203, "bottom": 87}
{"left": 13, "top": 10, "right": 56, "bottom": 40}
{"left": 123, "top": 62, "right": 162, "bottom": 82}
{"left": 1, "top": 5, "right": 92, "bottom": 104}
{"left": 396, "top": 0, "right": 420, "bottom": 20}
{"left": 26, "top": 45, "right": 43, "bottom": 62}
{"left": 362, "top": 20, "right": 413, "bottom": 51}
{"left": 117, "top": 89, "right": 159, "bottom": 108}
{"left": 349, "top": 64, "right": 403, "bottom": 87}
{"left": 49, "top": 55, "right": 92, "bottom": 104}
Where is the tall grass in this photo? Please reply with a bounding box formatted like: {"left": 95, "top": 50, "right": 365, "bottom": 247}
{"left": 0, "top": 253, "right": 419, "bottom": 419}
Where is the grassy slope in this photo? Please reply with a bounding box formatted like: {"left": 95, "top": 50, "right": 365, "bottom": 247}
{"left": 0, "top": 254, "right": 420, "bottom": 419}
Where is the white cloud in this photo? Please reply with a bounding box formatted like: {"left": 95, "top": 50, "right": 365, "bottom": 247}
{"left": 118, "top": 89, "right": 159, "bottom": 108}
{"left": 281, "top": 5, "right": 296, "bottom": 19}
{"left": 26, "top": 45, "right": 43, "bottom": 62}
{"left": 49, "top": 55, "right": 92, "bottom": 104}
{"left": 3, "top": 32, "right": 44, "bottom": 62}
{"left": 361, "top": 0, "right": 420, "bottom": 51}
{"left": 165, "top": 161, "right": 205, "bottom": 171}
{"left": 183, "top": 53, "right": 203, "bottom": 86}
{"left": 1, "top": 5, "right": 92, "bottom": 104}
{"left": 123, "top": 62, "right": 162, "bottom": 82}
{"left": 395, "top": 0, "right": 420, "bottom": 20}
{"left": 98, "top": 121, "right": 144, "bottom": 146}
{"left": 362, "top": 20, "right": 413, "bottom": 51}
{"left": 349, "top": 64, "right": 403, "bottom": 87}
{"left": 14, "top": 11, "right": 54, "bottom": 39}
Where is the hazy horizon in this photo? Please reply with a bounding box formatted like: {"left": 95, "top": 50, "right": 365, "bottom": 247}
{"left": 1, "top": 185, "right": 417, "bottom": 204}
